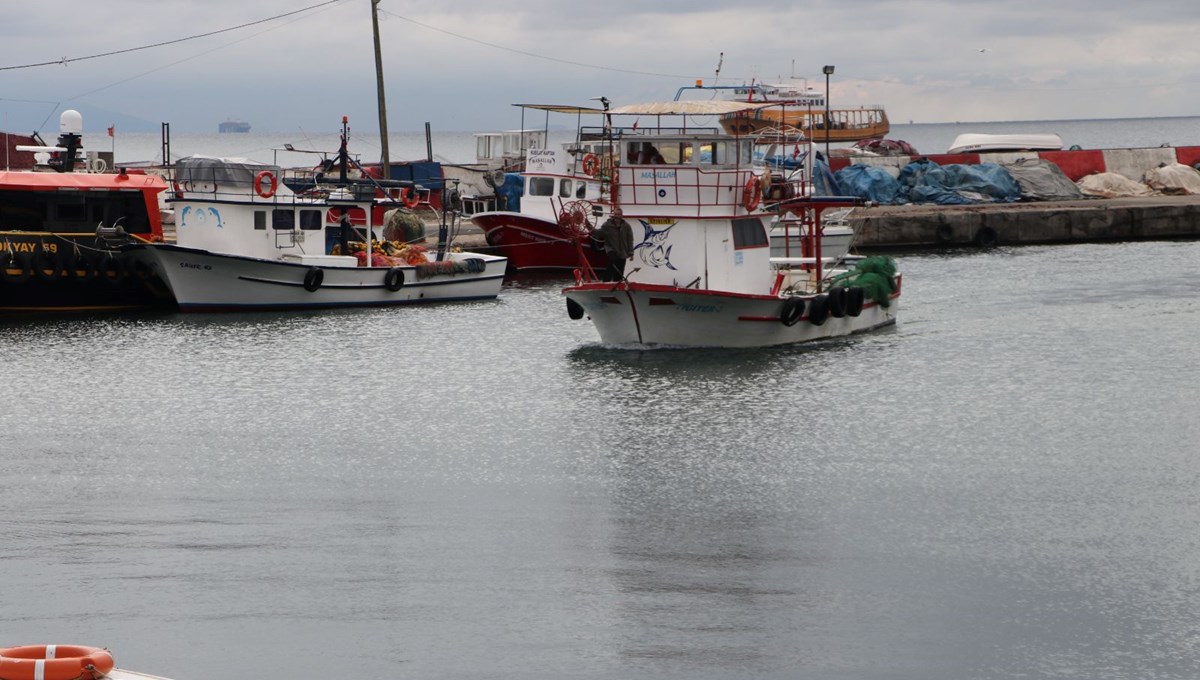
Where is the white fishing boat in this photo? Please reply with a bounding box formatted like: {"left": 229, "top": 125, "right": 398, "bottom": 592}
{"left": 133, "top": 119, "right": 506, "bottom": 311}
{"left": 562, "top": 100, "right": 901, "bottom": 348}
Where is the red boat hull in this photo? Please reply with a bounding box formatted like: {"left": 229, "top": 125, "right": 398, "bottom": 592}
{"left": 471, "top": 212, "right": 607, "bottom": 272}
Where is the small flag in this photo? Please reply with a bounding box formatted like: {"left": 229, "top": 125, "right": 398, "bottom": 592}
{"left": 107, "top": 125, "right": 114, "bottom": 137}
{"left": 631, "top": 119, "right": 639, "bottom": 131}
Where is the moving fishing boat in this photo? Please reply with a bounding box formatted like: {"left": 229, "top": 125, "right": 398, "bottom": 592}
{"left": 131, "top": 118, "right": 506, "bottom": 312}
{"left": 1, "top": 110, "right": 172, "bottom": 313}
{"left": 562, "top": 99, "right": 901, "bottom": 348}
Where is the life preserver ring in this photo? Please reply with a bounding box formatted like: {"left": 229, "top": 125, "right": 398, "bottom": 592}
{"left": 383, "top": 267, "right": 405, "bottom": 292}
{"left": 582, "top": 153, "right": 599, "bottom": 177}
{"left": 401, "top": 186, "right": 420, "bottom": 209}
{"left": 303, "top": 267, "right": 324, "bottom": 292}
{"left": 779, "top": 297, "right": 805, "bottom": 326}
{"left": 254, "top": 170, "right": 277, "bottom": 199}
{"left": 0, "top": 645, "right": 114, "bottom": 680}
{"left": 742, "top": 176, "right": 761, "bottom": 211}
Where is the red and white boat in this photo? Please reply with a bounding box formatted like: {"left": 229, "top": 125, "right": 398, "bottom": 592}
{"left": 468, "top": 105, "right": 612, "bottom": 272}
{"left": 562, "top": 100, "right": 901, "bottom": 348}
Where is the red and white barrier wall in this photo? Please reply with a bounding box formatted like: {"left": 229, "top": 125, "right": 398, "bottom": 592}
{"left": 830, "top": 146, "right": 1200, "bottom": 182}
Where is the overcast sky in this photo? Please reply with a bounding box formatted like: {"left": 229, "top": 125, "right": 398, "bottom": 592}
{"left": 2, "top": 0, "right": 1198, "bottom": 135}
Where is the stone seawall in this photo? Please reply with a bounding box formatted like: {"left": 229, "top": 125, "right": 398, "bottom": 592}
{"left": 850, "top": 195, "right": 1200, "bottom": 249}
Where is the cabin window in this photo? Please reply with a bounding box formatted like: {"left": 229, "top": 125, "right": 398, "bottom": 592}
{"left": 738, "top": 141, "right": 753, "bottom": 164}
{"left": 272, "top": 209, "right": 294, "bottom": 230}
{"left": 528, "top": 177, "right": 554, "bottom": 197}
{"left": 559, "top": 179, "right": 574, "bottom": 198}
{"left": 254, "top": 211, "right": 267, "bottom": 230}
{"left": 731, "top": 217, "right": 768, "bottom": 250}
{"left": 299, "top": 209, "right": 323, "bottom": 230}
{"left": 695, "top": 142, "right": 727, "bottom": 165}
{"left": 576, "top": 182, "right": 587, "bottom": 199}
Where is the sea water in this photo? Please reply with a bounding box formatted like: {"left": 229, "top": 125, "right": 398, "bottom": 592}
{"left": 94, "top": 116, "right": 1200, "bottom": 168}
{"left": 2, "top": 235, "right": 1199, "bottom": 679}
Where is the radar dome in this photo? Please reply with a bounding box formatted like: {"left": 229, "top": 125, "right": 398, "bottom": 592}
{"left": 60, "top": 110, "right": 83, "bottom": 134}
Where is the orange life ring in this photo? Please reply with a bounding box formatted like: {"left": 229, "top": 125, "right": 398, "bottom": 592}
{"left": 401, "top": 186, "right": 420, "bottom": 209}
{"left": 0, "top": 645, "right": 114, "bottom": 680}
{"left": 742, "top": 176, "right": 762, "bottom": 211}
{"left": 254, "top": 170, "right": 277, "bottom": 198}
{"left": 582, "top": 153, "right": 599, "bottom": 177}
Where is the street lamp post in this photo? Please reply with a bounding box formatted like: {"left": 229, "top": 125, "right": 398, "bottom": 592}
{"left": 822, "top": 65, "right": 835, "bottom": 160}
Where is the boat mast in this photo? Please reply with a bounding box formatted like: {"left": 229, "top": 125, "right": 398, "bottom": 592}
{"left": 371, "top": 0, "right": 390, "bottom": 173}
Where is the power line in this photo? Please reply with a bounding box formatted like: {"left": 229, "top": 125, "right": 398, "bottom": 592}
{"left": 378, "top": 9, "right": 735, "bottom": 81}
{"left": 0, "top": 0, "right": 347, "bottom": 72}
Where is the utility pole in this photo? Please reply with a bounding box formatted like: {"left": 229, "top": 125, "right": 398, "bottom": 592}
{"left": 371, "top": 0, "right": 390, "bottom": 173}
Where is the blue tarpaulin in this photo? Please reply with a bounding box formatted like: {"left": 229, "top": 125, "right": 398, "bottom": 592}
{"left": 834, "top": 164, "right": 904, "bottom": 204}
{"left": 838, "top": 159, "right": 1022, "bottom": 205}
{"left": 900, "top": 160, "right": 1020, "bottom": 205}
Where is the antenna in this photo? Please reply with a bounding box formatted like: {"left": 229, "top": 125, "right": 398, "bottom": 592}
{"left": 714, "top": 52, "right": 724, "bottom": 84}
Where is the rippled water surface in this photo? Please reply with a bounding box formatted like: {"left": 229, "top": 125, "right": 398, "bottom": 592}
{"left": 3, "top": 241, "right": 1199, "bottom": 679}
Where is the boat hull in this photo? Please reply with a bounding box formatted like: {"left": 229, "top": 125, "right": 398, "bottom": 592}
{"left": 1, "top": 236, "right": 173, "bottom": 313}
{"left": 563, "top": 282, "right": 900, "bottom": 348}
{"left": 472, "top": 211, "right": 607, "bottom": 272}
{"left": 137, "top": 244, "right": 506, "bottom": 312}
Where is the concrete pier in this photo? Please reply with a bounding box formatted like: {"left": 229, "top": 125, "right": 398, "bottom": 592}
{"left": 849, "top": 194, "right": 1200, "bottom": 249}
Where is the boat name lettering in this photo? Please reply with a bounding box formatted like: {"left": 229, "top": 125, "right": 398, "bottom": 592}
{"left": 525, "top": 149, "right": 557, "bottom": 170}
{"left": 180, "top": 261, "right": 213, "bottom": 271}
{"left": 677, "top": 303, "right": 720, "bottom": 313}
{"left": 639, "top": 170, "right": 676, "bottom": 180}
{"left": 1, "top": 242, "right": 58, "bottom": 254}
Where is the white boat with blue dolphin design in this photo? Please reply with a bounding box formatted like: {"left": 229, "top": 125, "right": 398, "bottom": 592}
{"left": 134, "top": 119, "right": 506, "bottom": 312}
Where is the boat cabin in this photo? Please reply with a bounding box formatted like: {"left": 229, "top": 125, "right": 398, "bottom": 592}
{"left": 171, "top": 156, "right": 366, "bottom": 266}
{"left": 0, "top": 171, "right": 164, "bottom": 239}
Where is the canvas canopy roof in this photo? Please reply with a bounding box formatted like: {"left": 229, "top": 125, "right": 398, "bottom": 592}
{"left": 608, "top": 101, "right": 772, "bottom": 116}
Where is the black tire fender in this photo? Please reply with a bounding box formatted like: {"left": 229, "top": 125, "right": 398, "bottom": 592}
{"left": 383, "top": 267, "right": 405, "bottom": 292}
{"left": 303, "top": 267, "right": 324, "bottom": 292}
{"left": 827, "top": 286, "right": 848, "bottom": 318}
{"left": 566, "top": 297, "right": 585, "bottom": 320}
{"left": 808, "top": 294, "right": 830, "bottom": 326}
{"left": 845, "top": 286, "right": 865, "bottom": 317}
{"left": 32, "top": 245, "right": 62, "bottom": 282}
{"left": 780, "top": 297, "right": 805, "bottom": 326}
{"left": 974, "top": 226, "right": 998, "bottom": 248}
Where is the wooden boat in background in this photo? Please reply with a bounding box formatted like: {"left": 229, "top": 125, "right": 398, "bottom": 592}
{"left": 675, "top": 83, "right": 890, "bottom": 142}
